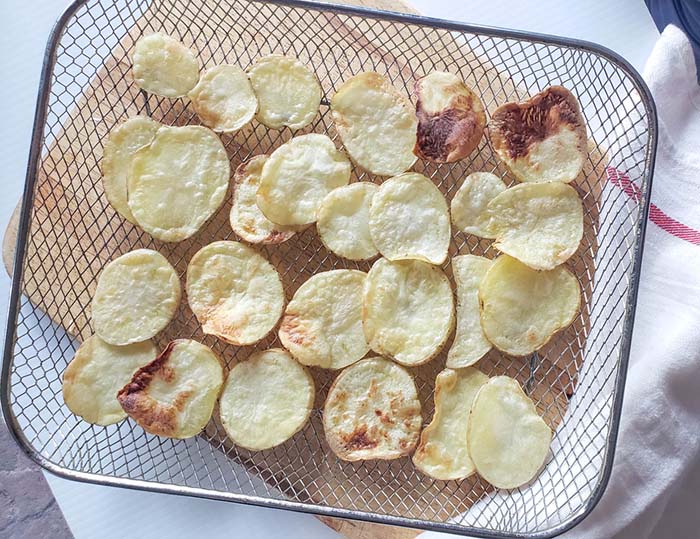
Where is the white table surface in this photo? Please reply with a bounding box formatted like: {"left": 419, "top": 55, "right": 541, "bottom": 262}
{"left": 0, "top": 1, "right": 660, "bottom": 538}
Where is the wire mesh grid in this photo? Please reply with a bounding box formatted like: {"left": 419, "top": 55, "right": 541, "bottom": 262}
{"left": 1, "top": 0, "right": 655, "bottom": 537}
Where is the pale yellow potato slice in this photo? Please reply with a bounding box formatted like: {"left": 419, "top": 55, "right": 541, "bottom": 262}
{"left": 92, "top": 249, "right": 180, "bottom": 346}
{"left": 363, "top": 258, "right": 453, "bottom": 366}
{"left": 118, "top": 339, "right": 223, "bottom": 439}
{"left": 323, "top": 357, "right": 421, "bottom": 461}
{"left": 247, "top": 55, "right": 321, "bottom": 130}
{"left": 188, "top": 65, "right": 257, "bottom": 132}
{"left": 368, "top": 173, "right": 450, "bottom": 265}
{"left": 316, "top": 182, "right": 378, "bottom": 261}
{"left": 279, "top": 270, "right": 368, "bottom": 369}
{"left": 331, "top": 72, "right": 417, "bottom": 176}
{"left": 127, "top": 125, "right": 230, "bottom": 242}
{"left": 447, "top": 255, "right": 492, "bottom": 368}
{"left": 413, "top": 368, "right": 488, "bottom": 480}
{"left": 219, "top": 348, "right": 314, "bottom": 450}
{"left": 186, "top": 241, "right": 284, "bottom": 345}
{"left": 256, "top": 134, "right": 351, "bottom": 226}
{"left": 467, "top": 376, "right": 552, "bottom": 489}
{"left": 132, "top": 33, "right": 199, "bottom": 98}
{"left": 450, "top": 172, "right": 507, "bottom": 238}
{"left": 62, "top": 336, "right": 157, "bottom": 426}
{"left": 479, "top": 255, "right": 580, "bottom": 356}
{"left": 101, "top": 116, "right": 160, "bottom": 224}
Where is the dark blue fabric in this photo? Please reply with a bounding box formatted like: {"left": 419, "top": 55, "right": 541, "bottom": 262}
{"left": 646, "top": 0, "right": 700, "bottom": 81}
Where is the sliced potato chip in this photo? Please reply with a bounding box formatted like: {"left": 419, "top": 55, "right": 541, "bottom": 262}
{"left": 450, "top": 172, "right": 507, "bottom": 238}
{"left": 488, "top": 86, "right": 587, "bottom": 184}
{"left": 413, "top": 368, "right": 488, "bottom": 480}
{"left": 62, "top": 336, "right": 157, "bottom": 426}
{"left": 316, "top": 182, "right": 378, "bottom": 261}
{"left": 363, "top": 258, "right": 453, "bottom": 366}
{"left": 188, "top": 65, "right": 257, "bottom": 132}
{"left": 132, "top": 33, "right": 199, "bottom": 98}
{"left": 369, "top": 173, "right": 450, "bottom": 265}
{"left": 467, "top": 376, "right": 552, "bottom": 489}
{"left": 256, "top": 134, "right": 351, "bottom": 226}
{"left": 128, "top": 125, "right": 230, "bottom": 242}
{"left": 447, "top": 255, "right": 493, "bottom": 368}
{"left": 230, "top": 155, "right": 298, "bottom": 244}
{"left": 479, "top": 255, "right": 580, "bottom": 356}
{"left": 186, "top": 241, "right": 284, "bottom": 345}
{"left": 331, "top": 72, "right": 417, "bottom": 176}
{"left": 279, "top": 270, "right": 368, "bottom": 369}
{"left": 486, "top": 182, "right": 583, "bottom": 270}
{"left": 118, "top": 339, "right": 223, "bottom": 439}
{"left": 220, "top": 348, "right": 314, "bottom": 450}
{"left": 92, "top": 249, "right": 180, "bottom": 346}
{"left": 247, "top": 55, "right": 321, "bottom": 130}
{"left": 101, "top": 116, "right": 160, "bottom": 224}
{"left": 323, "top": 357, "right": 421, "bottom": 461}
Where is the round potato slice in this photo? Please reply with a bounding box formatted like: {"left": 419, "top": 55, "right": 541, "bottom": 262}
{"left": 479, "top": 255, "right": 580, "bottom": 356}
{"left": 451, "top": 172, "right": 507, "bottom": 238}
{"left": 188, "top": 65, "right": 257, "bottom": 132}
{"left": 101, "top": 116, "right": 160, "bottom": 224}
{"left": 186, "top": 241, "right": 284, "bottom": 345}
{"left": 486, "top": 182, "right": 583, "bottom": 270}
{"left": 331, "top": 72, "right": 417, "bottom": 176}
{"left": 219, "top": 348, "right": 314, "bottom": 450}
{"left": 413, "top": 71, "right": 486, "bottom": 163}
{"left": 256, "top": 134, "right": 351, "bottom": 226}
{"left": 316, "top": 182, "right": 378, "bottom": 261}
{"left": 117, "top": 339, "right": 223, "bottom": 439}
{"left": 230, "top": 155, "right": 298, "bottom": 244}
{"left": 62, "top": 336, "right": 157, "bottom": 426}
{"left": 369, "top": 173, "right": 450, "bottom": 265}
{"left": 131, "top": 33, "right": 199, "bottom": 98}
{"left": 467, "top": 376, "right": 552, "bottom": 489}
{"left": 279, "top": 270, "right": 368, "bottom": 369}
{"left": 92, "top": 249, "right": 181, "bottom": 346}
{"left": 413, "top": 368, "right": 488, "bottom": 480}
{"left": 363, "top": 258, "right": 453, "bottom": 366}
{"left": 247, "top": 55, "right": 321, "bottom": 130}
{"left": 323, "top": 357, "right": 421, "bottom": 461}
{"left": 128, "top": 125, "right": 230, "bottom": 242}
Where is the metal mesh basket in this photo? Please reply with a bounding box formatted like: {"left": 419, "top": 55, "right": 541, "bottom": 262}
{"left": 1, "top": 0, "right": 655, "bottom": 537}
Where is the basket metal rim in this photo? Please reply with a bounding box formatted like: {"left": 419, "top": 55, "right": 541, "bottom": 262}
{"left": 0, "top": 0, "right": 658, "bottom": 537}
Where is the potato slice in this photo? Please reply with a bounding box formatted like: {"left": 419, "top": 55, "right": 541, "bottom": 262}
{"left": 316, "top": 182, "right": 378, "bottom": 261}
{"left": 486, "top": 182, "right": 583, "bottom": 270}
{"left": 101, "top": 116, "right": 160, "bottom": 224}
{"left": 413, "top": 71, "right": 486, "bottom": 163}
{"left": 467, "top": 376, "right": 552, "bottom": 489}
{"left": 279, "top": 270, "right": 368, "bottom": 369}
{"left": 363, "top": 258, "right": 453, "bottom": 366}
{"left": 479, "top": 255, "right": 580, "bottom": 356}
{"left": 323, "top": 357, "right": 421, "bottom": 461}
{"left": 450, "top": 172, "right": 506, "bottom": 238}
{"left": 447, "top": 255, "right": 492, "bottom": 368}
{"left": 256, "top": 134, "right": 351, "bottom": 226}
{"left": 186, "top": 241, "right": 284, "bottom": 345}
{"left": 413, "top": 368, "right": 488, "bottom": 480}
{"left": 92, "top": 249, "right": 180, "bottom": 346}
{"left": 128, "top": 125, "right": 230, "bottom": 242}
{"left": 331, "top": 72, "right": 417, "bottom": 176}
{"left": 219, "top": 348, "right": 314, "bottom": 450}
{"left": 488, "top": 86, "right": 587, "bottom": 184}
{"left": 369, "top": 173, "right": 450, "bottom": 265}
{"left": 230, "top": 155, "right": 297, "bottom": 244}
{"left": 118, "top": 339, "right": 223, "bottom": 439}
{"left": 62, "top": 336, "right": 157, "bottom": 426}
{"left": 131, "top": 33, "right": 199, "bottom": 98}
{"left": 188, "top": 65, "right": 257, "bottom": 132}
{"left": 247, "top": 55, "right": 321, "bottom": 130}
